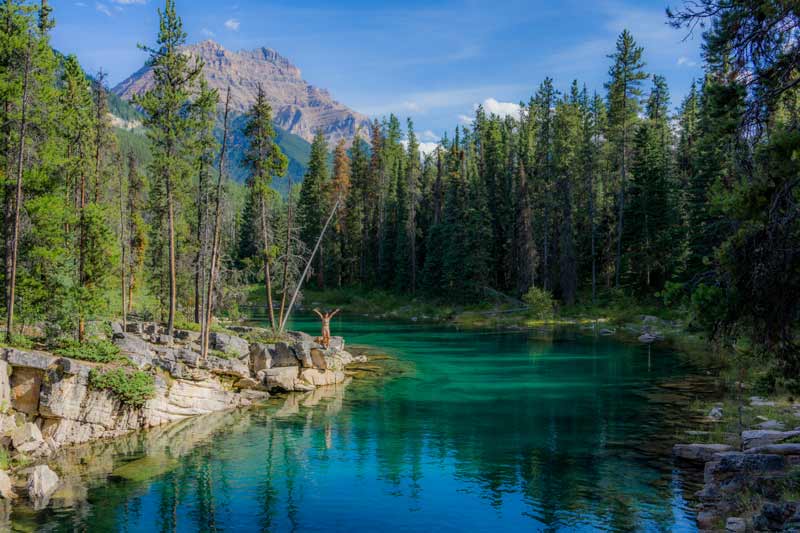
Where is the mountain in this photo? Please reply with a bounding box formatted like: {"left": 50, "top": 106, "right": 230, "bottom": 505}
{"left": 108, "top": 65, "right": 312, "bottom": 184}
{"left": 113, "top": 40, "right": 371, "bottom": 147}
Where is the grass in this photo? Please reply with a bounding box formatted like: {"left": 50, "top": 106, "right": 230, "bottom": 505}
{"left": 88, "top": 368, "right": 156, "bottom": 407}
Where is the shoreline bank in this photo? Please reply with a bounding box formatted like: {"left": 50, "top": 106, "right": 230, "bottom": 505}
{"left": 0, "top": 320, "right": 371, "bottom": 513}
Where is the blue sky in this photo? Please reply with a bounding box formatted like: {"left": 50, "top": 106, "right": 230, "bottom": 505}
{"left": 50, "top": 0, "right": 704, "bottom": 141}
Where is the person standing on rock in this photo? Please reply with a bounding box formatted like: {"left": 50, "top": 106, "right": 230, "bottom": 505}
{"left": 313, "top": 308, "right": 340, "bottom": 348}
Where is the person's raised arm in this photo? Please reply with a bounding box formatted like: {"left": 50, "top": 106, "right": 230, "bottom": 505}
{"left": 313, "top": 308, "right": 324, "bottom": 319}
{"left": 329, "top": 308, "right": 341, "bottom": 318}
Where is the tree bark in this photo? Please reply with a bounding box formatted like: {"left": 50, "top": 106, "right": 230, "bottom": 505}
{"left": 5, "top": 36, "right": 31, "bottom": 343}
{"left": 119, "top": 158, "right": 127, "bottom": 330}
{"left": 279, "top": 198, "right": 340, "bottom": 332}
{"left": 201, "top": 87, "right": 231, "bottom": 359}
{"left": 278, "top": 177, "right": 293, "bottom": 329}
{"left": 259, "top": 195, "right": 276, "bottom": 330}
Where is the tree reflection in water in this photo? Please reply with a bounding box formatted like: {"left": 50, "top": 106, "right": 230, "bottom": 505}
{"left": 12, "top": 319, "right": 702, "bottom": 532}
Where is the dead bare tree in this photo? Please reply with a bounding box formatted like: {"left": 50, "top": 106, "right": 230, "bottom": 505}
{"left": 200, "top": 86, "right": 231, "bottom": 359}
{"left": 278, "top": 197, "right": 340, "bottom": 333}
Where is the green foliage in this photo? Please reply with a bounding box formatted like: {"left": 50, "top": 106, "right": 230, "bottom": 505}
{"left": 88, "top": 368, "right": 156, "bottom": 407}
{"left": 690, "top": 284, "right": 727, "bottom": 335}
{"left": 53, "top": 339, "right": 126, "bottom": 364}
{"left": 2, "top": 333, "right": 34, "bottom": 349}
{"left": 522, "top": 287, "right": 556, "bottom": 320}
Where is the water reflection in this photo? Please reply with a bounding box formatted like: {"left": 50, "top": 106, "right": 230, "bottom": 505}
{"left": 13, "top": 319, "right": 704, "bottom": 532}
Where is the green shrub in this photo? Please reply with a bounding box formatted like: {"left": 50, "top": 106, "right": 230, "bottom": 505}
{"left": 522, "top": 287, "right": 555, "bottom": 320}
{"left": 89, "top": 368, "right": 156, "bottom": 407}
{"left": 3, "top": 333, "right": 34, "bottom": 349}
{"left": 690, "top": 283, "right": 727, "bottom": 334}
{"left": 54, "top": 339, "right": 125, "bottom": 364}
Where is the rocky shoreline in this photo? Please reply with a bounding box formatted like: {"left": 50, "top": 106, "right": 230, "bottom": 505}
{"left": 673, "top": 397, "right": 800, "bottom": 532}
{"left": 0, "top": 321, "right": 366, "bottom": 512}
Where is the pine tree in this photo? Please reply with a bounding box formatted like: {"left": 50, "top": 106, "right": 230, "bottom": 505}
{"left": 135, "top": 0, "right": 203, "bottom": 336}
{"left": 606, "top": 29, "right": 648, "bottom": 288}
{"left": 191, "top": 79, "right": 218, "bottom": 323}
{"left": 298, "top": 131, "right": 329, "bottom": 288}
{"left": 329, "top": 139, "right": 351, "bottom": 287}
{"left": 125, "top": 153, "right": 147, "bottom": 314}
{"left": 394, "top": 119, "right": 419, "bottom": 292}
{"left": 345, "top": 133, "right": 367, "bottom": 285}
{"left": 241, "top": 84, "right": 287, "bottom": 329}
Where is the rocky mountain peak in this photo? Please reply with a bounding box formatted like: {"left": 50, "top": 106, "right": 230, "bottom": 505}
{"left": 113, "top": 40, "right": 369, "bottom": 146}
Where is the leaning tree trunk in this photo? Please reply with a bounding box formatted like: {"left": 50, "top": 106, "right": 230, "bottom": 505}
{"left": 279, "top": 197, "right": 340, "bottom": 333}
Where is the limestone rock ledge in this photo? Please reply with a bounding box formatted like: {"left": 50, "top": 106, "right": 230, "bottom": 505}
{"left": 0, "top": 323, "right": 358, "bottom": 457}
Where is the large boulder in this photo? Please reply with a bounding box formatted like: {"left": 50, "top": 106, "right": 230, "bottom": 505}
{"left": 292, "top": 341, "right": 314, "bottom": 369}
{"left": 742, "top": 429, "right": 800, "bottom": 449}
{"left": 12, "top": 422, "right": 44, "bottom": 453}
{"left": 703, "top": 452, "right": 787, "bottom": 495}
{"left": 328, "top": 336, "right": 345, "bottom": 351}
{"left": 112, "top": 333, "right": 155, "bottom": 361}
{"left": 299, "top": 368, "right": 345, "bottom": 387}
{"left": 203, "top": 355, "right": 250, "bottom": 379}
{"left": 176, "top": 348, "right": 201, "bottom": 368}
{"left": 754, "top": 502, "right": 799, "bottom": 532}
{"left": 272, "top": 343, "right": 299, "bottom": 367}
{"left": 173, "top": 329, "right": 201, "bottom": 343}
{"left": 310, "top": 348, "right": 328, "bottom": 370}
{"left": 125, "top": 322, "right": 143, "bottom": 334}
{"left": 210, "top": 332, "right": 249, "bottom": 358}
{"left": 744, "top": 443, "right": 800, "bottom": 456}
{"left": 259, "top": 367, "right": 299, "bottom": 392}
{"left": 27, "top": 465, "right": 59, "bottom": 510}
{"left": 4, "top": 348, "right": 58, "bottom": 370}
{"left": 234, "top": 377, "right": 268, "bottom": 392}
{"left": 249, "top": 343, "right": 274, "bottom": 373}
{"left": 673, "top": 443, "right": 734, "bottom": 463}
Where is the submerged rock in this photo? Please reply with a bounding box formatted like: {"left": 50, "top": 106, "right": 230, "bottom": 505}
{"left": 27, "top": 465, "right": 59, "bottom": 510}
{"left": 724, "top": 517, "right": 747, "bottom": 533}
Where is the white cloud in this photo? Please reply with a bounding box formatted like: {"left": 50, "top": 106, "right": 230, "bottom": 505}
{"left": 358, "top": 84, "right": 522, "bottom": 117}
{"left": 419, "top": 142, "right": 439, "bottom": 156}
{"left": 677, "top": 56, "right": 698, "bottom": 67}
{"left": 420, "top": 130, "right": 438, "bottom": 142}
{"left": 458, "top": 114, "right": 474, "bottom": 125}
{"left": 201, "top": 28, "right": 216, "bottom": 38}
{"left": 480, "top": 97, "right": 521, "bottom": 119}
{"left": 401, "top": 139, "right": 440, "bottom": 156}
{"left": 95, "top": 2, "right": 112, "bottom": 16}
{"left": 224, "top": 18, "right": 240, "bottom": 31}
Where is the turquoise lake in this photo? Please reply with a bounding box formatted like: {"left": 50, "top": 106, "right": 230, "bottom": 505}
{"left": 14, "top": 315, "right": 703, "bottom": 532}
